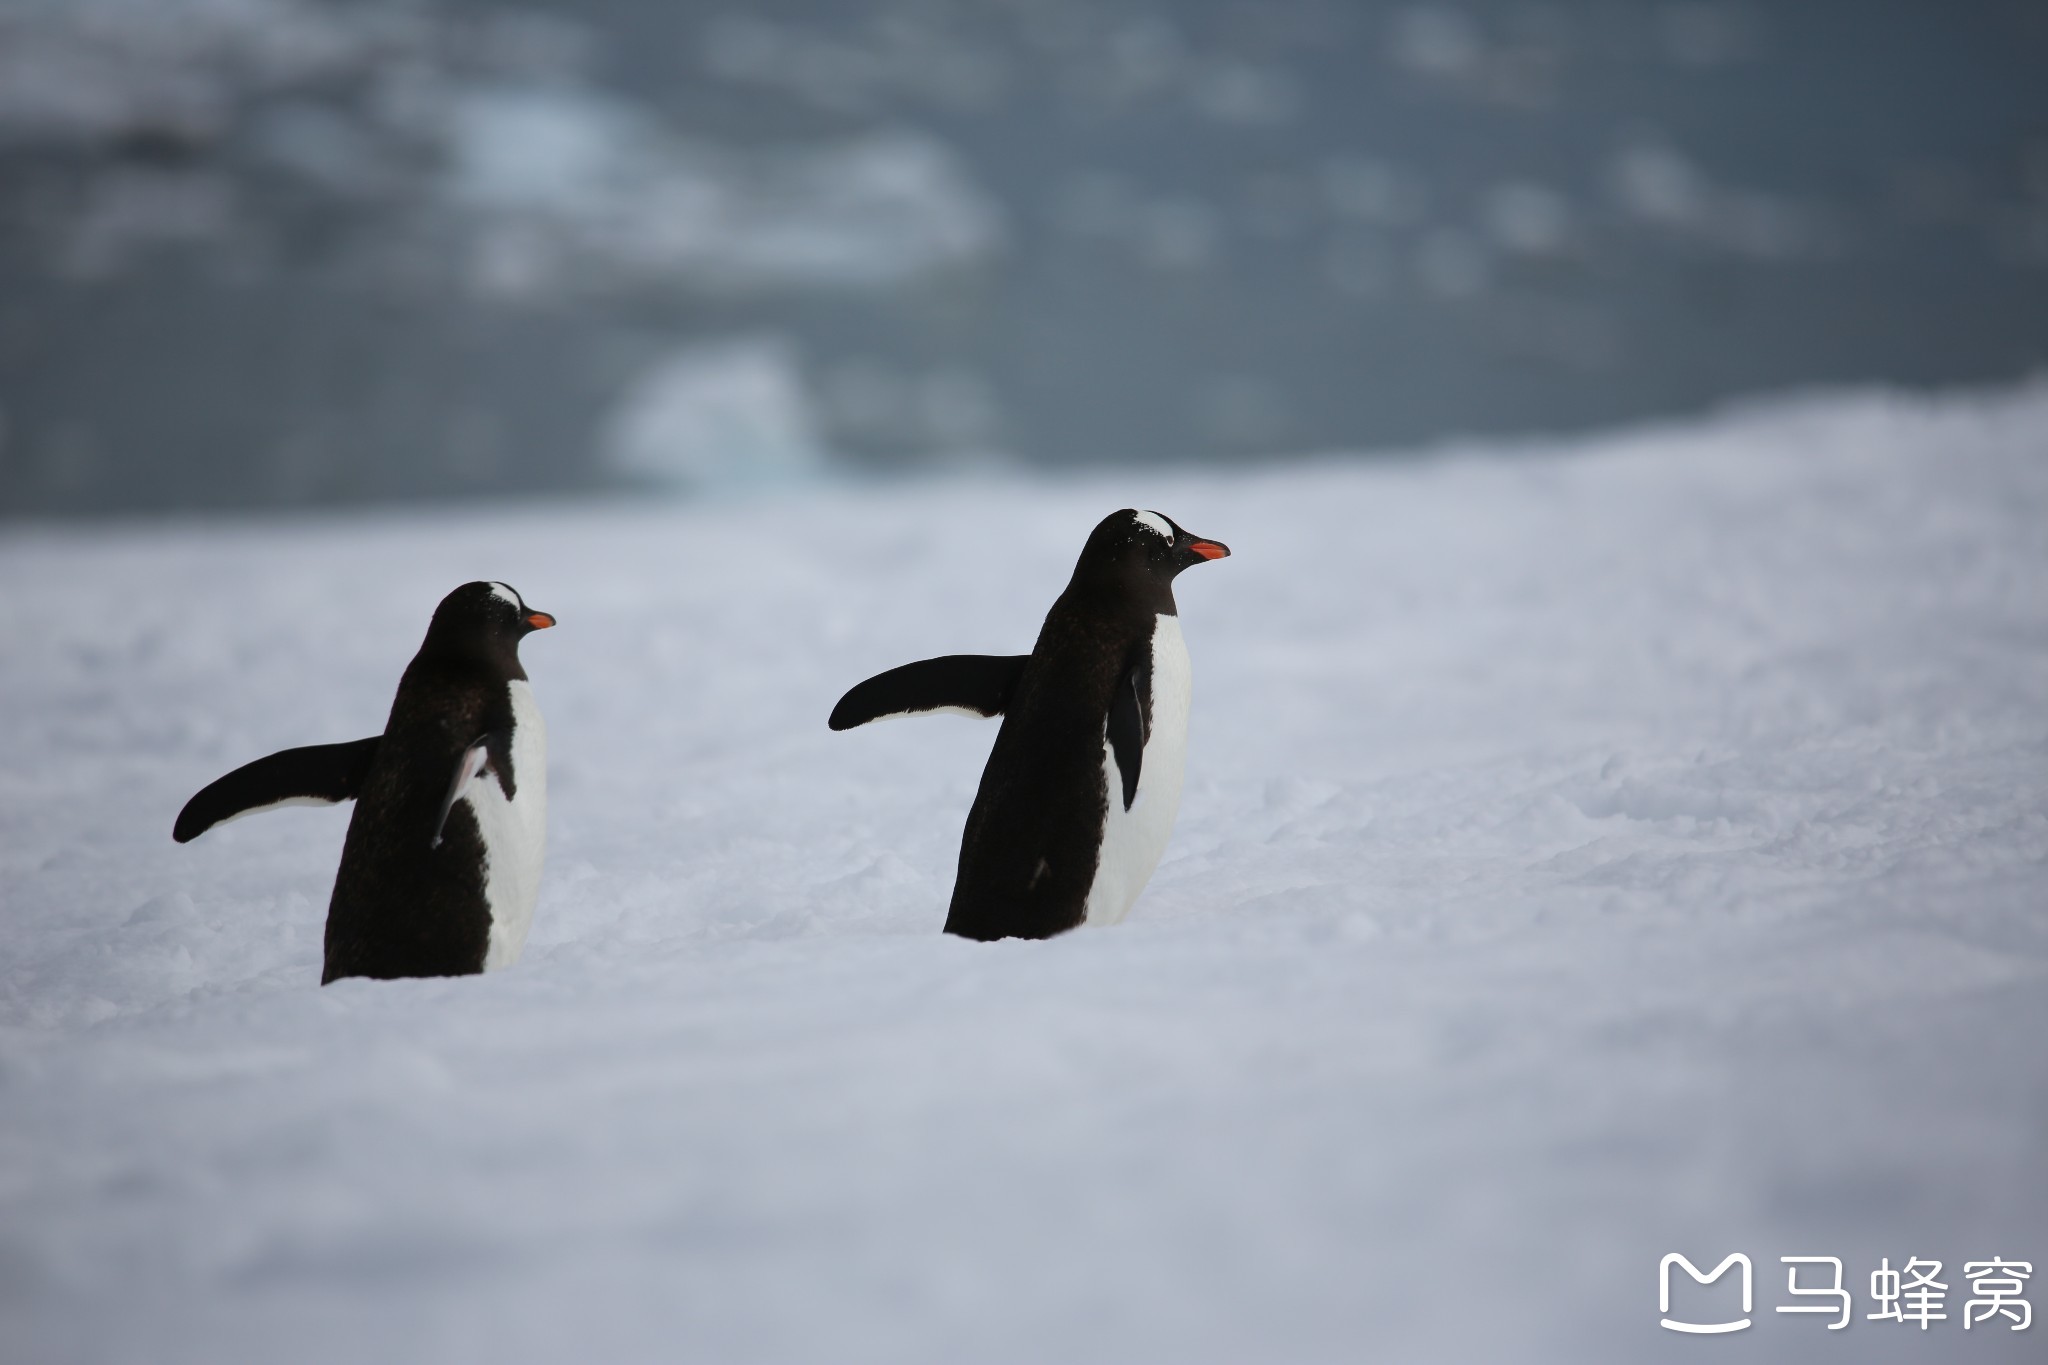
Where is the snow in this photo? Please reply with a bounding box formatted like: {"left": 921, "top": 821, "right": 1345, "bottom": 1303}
{"left": 3, "top": 382, "right": 2046, "bottom": 1362}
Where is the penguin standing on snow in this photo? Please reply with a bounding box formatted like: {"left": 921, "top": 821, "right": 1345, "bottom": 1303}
{"left": 830, "top": 510, "right": 1230, "bottom": 940}
{"left": 175, "top": 582, "right": 555, "bottom": 984}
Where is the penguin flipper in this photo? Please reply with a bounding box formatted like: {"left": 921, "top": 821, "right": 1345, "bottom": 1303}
{"left": 173, "top": 737, "right": 382, "bottom": 843}
{"left": 1106, "top": 654, "right": 1150, "bottom": 811}
{"left": 430, "top": 730, "right": 512, "bottom": 849}
{"left": 829, "top": 655, "right": 1028, "bottom": 730}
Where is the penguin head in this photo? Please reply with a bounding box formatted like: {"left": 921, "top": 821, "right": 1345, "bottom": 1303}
{"left": 1078, "top": 509, "right": 1231, "bottom": 588}
{"left": 422, "top": 581, "right": 556, "bottom": 664}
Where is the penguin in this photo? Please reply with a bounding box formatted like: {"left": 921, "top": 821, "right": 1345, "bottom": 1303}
{"left": 174, "top": 581, "right": 555, "bottom": 984}
{"left": 830, "top": 509, "right": 1230, "bottom": 940}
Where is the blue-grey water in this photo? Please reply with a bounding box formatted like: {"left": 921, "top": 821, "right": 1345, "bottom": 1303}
{"left": 1, "top": 0, "right": 2044, "bottom": 514}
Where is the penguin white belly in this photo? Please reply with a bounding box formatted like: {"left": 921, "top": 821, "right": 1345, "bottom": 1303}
{"left": 463, "top": 679, "right": 548, "bottom": 970}
{"left": 1083, "top": 614, "right": 1191, "bottom": 927}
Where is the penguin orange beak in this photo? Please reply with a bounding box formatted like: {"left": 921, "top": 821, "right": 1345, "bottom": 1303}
{"left": 1187, "top": 540, "right": 1230, "bottom": 560}
{"left": 526, "top": 612, "right": 556, "bottom": 629}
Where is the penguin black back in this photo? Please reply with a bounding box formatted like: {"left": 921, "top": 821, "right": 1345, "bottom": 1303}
{"left": 175, "top": 581, "right": 556, "bottom": 983}
{"left": 321, "top": 582, "right": 554, "bottom": 982}
{"left": 831, "top": 510, "right": 1230, "bottom": 940}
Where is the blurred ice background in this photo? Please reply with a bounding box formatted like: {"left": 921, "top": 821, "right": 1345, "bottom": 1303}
{"left": 2, "top": 0, "right": 2045, "bottom": 514}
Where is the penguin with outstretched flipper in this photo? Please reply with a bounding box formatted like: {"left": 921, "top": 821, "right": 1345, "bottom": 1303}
{"left": 832, "top": 510, "right": 1230, "bottom": 940}
{"left": 176, "top": 581, "right": 555, "bottom": 983}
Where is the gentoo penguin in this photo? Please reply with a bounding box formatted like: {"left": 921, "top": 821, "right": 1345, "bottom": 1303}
{"left": 174, "top": 581, "right": 555, "bottom": 984}
{"left": 830, "top": 509, "right": 1229, "bottom": 940}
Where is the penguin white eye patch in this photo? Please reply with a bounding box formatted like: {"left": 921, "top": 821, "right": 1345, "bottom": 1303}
{"left": 1132, "top": 510, "right": 1174, "bottom": 540}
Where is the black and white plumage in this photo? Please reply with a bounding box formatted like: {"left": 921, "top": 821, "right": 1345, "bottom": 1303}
{"left": 831, "top": 509, "right": 1230, "bottom": 940}
{"left": 174, "top": 581, "right": 555, "bottom": 984}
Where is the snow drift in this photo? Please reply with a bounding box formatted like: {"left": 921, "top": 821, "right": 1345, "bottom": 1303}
{"left": 2, "top": 382, "right": 2045, "bottom": 1362}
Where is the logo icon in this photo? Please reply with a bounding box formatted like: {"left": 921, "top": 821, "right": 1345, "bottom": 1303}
{"left": 1661, "top": 1253, "right": 1754, "bottom": 1334}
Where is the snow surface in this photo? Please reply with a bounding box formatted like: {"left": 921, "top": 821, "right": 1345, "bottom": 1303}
{"left": 3, "top": 384, "right": 2046, "bottom": 1363}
